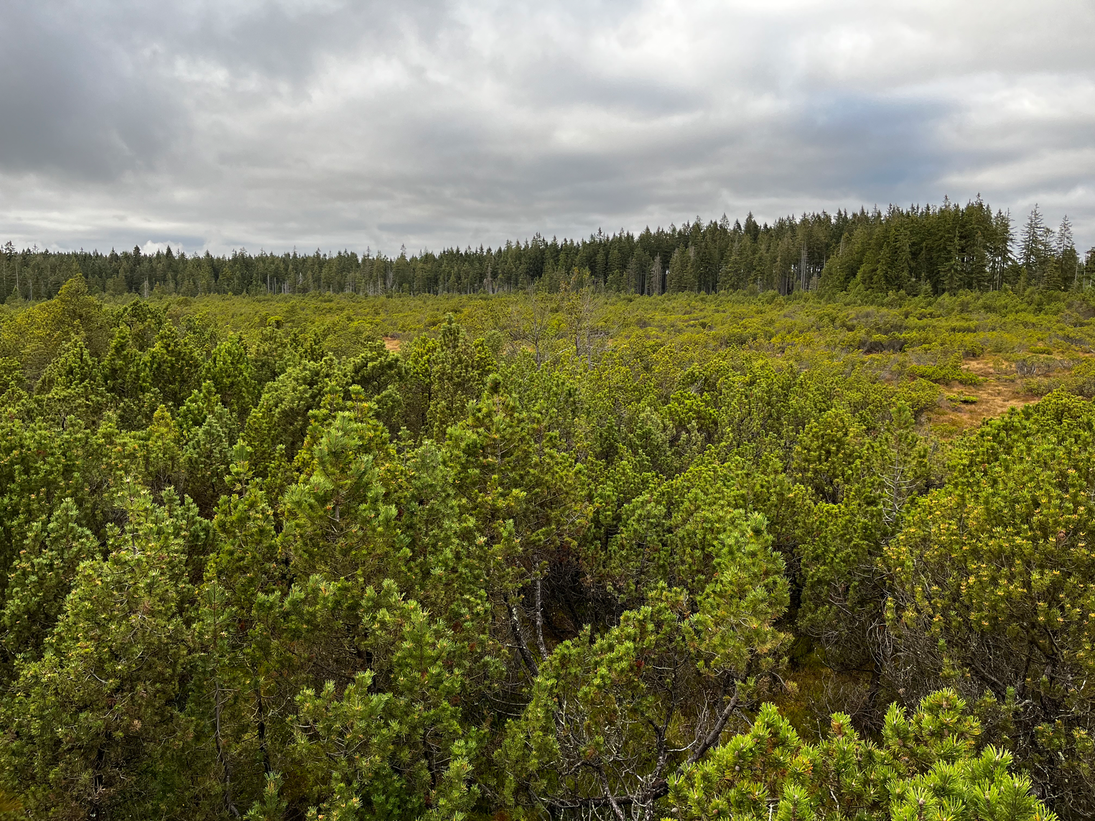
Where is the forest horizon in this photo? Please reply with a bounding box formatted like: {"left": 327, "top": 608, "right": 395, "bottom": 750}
{"left": 4, "top": 198, "right": 1093, "bottom": 304}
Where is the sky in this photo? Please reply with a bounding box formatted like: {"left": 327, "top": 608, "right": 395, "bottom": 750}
{"left": 2, "top": 0, "right": 1093, "bottom": 257}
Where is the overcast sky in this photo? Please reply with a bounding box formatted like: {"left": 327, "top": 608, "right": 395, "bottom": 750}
{"left": 2, "top": 0, "right": 1093, "bottom": 256}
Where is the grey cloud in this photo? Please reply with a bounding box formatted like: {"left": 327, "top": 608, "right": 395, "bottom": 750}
{"left": 786, "top": 93, "right": 955, "bottom": 195}
{"left": 169, "top": 0, "right": 455, "bottom": 91}
{"left": 1, "top": 0, "right": 1093, "bottom": 256}
{"left": 0, "top": 1, "right": 181, "bottom": 180}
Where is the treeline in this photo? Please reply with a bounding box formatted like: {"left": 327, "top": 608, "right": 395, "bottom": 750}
{"left": 3, "top": 199, "right": 1092, "bottom": 301}
{"left": 0, "top": 281, "right": 1090, "bottom": 819}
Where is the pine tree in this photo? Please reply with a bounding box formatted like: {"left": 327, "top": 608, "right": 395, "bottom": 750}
{"left": 1056, "top": 215, "right": 1080, "bottom": 289}
{"left": 1020, "top": 205, "right": 1053, "bottom": 287}
{"left": 2, "top": 484, "right": 196, "bottom": 819}
{"left": 669, "top": 691, "right": 1057, "bottom": 821}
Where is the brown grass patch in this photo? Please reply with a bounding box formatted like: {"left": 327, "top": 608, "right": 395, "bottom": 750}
{"left": 926, "top": 357, "right": 1038, "bottom": 435}
{"left": 383, "top": 337, "right": 402, "bottom": 352}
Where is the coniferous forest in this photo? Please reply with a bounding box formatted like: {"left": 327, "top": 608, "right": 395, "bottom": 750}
{"left": 3, "top": 200, "right": 1095, "bottom": 820}
{"left": 3, "top": 200, "right": 1091, "bottom": 302}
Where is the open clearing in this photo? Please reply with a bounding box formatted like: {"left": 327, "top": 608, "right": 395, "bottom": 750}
{"left": 927, "top": 357, "right": 1040, "bottom": 433}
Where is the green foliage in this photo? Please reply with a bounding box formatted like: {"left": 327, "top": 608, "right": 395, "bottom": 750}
{"left": 202, "top": 334, "right": 259, "bottom": 425}
{"left": 426, "top": 314, "right": 494, "bottom": 439}
{"left": 885, "top": 392, "right": 1095, "bottom": 814}
{"left": 242, "top": 356, "right": 339, "bottom": 475}
{"left": 148, "top": 321, "right": 204, "bottom": 408}
{"left": 289, "top": 583, "right": 480, "bottom": 821}
{"left": 503, "top": 509, "right": 788, "bottom": 819}
{"left": 33, "top": 337, "right": 111, "bottom": 426}
{"left": 102, "top": 324, "right": 157, "bottom": 427}
{"left": 0, "top": 498, "right": 100, "bottom": 667}
{"left": 0, "top": 274, "right": 112, "bottom": 383}
{"left": 1, "top": 484, "right": 196, "bottom": 820}
{"left": 668, "top": 690, "right": 1057, "bottom": 821}
{"left": 796, "top": 403, "right": 936, "bottom": 684}
{"left": 2, "top": 283, "right": 1095, "bottom": 820}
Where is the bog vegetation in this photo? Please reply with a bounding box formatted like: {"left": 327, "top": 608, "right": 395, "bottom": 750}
{"left": 2, "top": 200, "right": 1095, "bottom": 820}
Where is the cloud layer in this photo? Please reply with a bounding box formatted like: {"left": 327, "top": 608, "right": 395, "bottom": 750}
{"left": 2, "top": 0, "right": 1093, "bottom": 255}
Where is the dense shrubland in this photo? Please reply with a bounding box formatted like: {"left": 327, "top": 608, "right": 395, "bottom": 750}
{"left": 1, "top": 277, "right": 1094, "bottom": 819}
